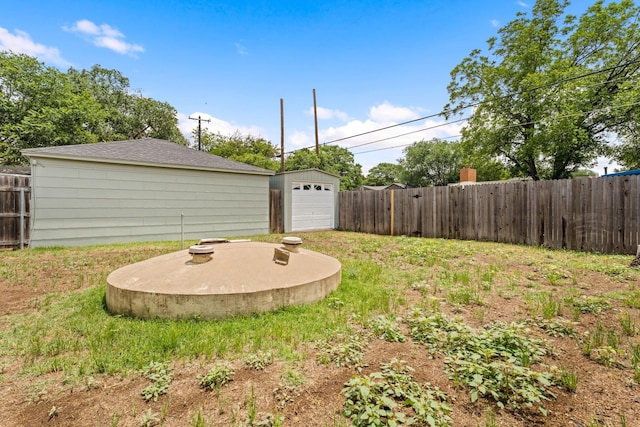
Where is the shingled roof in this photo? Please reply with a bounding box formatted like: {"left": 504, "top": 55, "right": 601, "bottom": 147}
{"left": 21, "top": 139, "right": 274, "bottom": 175}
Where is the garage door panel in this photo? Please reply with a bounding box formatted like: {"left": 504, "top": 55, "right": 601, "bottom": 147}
{"left": 291, "top": 181, "right": 334, "bottom": 231}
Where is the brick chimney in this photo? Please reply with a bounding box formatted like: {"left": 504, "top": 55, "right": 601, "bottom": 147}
{"left": 460, "top": 167, "right": 477, "bottom": 183}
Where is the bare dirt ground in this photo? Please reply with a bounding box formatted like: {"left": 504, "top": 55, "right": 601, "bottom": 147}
{"left": 1, "top": 233, "right": 639, "bottom": 427}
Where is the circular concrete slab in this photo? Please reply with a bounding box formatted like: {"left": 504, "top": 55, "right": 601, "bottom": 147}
{"left": 106, "top": 241, "right": 342, "bottom": 320}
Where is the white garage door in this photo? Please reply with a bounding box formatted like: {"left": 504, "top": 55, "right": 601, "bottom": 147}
{"left": 291, "top": 182, "right": 334, "bottom": 231}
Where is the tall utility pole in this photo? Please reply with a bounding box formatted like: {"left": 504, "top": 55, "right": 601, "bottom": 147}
{"left": 189, "top": 115, "right": 211, "bottom": 151}
{"left": 313, "top": 89, "right": 319, "bottom": 156}
{"left": 280, "top": 98, "right": 285, "bottom": 172}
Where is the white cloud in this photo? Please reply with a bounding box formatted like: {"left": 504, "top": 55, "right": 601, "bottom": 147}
{"left": 491, "top": 19, "right": 500, "bottom": 27}
{"left": 235, "top": 42, "right": 248, "bottom": 55}
{"left": 289, "top": 131, "right": 313, "bottom": 149}
{"left": 306, "top": 106, "right": 350, "bottom": 122}
{"left": 0, "top": 27, "right": 71, "bottom": 67}
{"left": 516, "top": 1, "right": 530, "bottom": 7}
{"left": 63, "top": 19, "right": 143, "bottom": 56}
{"left": 369, "top": 101, "right": 420, "bottom": 123}
{"left": 177, "top": 112, "right": 265, "bottom": 146}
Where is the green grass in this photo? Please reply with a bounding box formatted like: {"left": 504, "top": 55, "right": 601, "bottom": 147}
{"left": 3, "top": 282, "right": 385, "bottom": 376}
{"left": 0, "top": 236, "right": 400, "bottom": 377}
{"left": 1, "top": 231, "right": 639, "bottom": 423}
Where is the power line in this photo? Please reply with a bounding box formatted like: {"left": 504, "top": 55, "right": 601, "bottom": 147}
{"left": 347, "top": 117, "right": 469, "bottom": 150}
{"left": 351, "top": 99, "right": 640, "bottom": 156}
{"left": 353, "top": 135, "right": 461, "bottom": 155}
{"left": 283, "top": 58, "right": 640, "bottom": 156}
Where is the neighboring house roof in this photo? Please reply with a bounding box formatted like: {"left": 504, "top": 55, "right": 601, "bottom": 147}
{"left": 386, "top": 183, "right": 407, "bottom": 190}
{"left": 21, "top": 138, "right": 274, "bottom": 176}
{"left": 449, "top": 177, "right": 532, "bottom": 187}
{"left": 0, "top": 166, "right": 31, "bottom": 175}
{"left": 602, "top": 169, "right": 640, "bottom": 177}
{"left": 357, "top": 183, "right": 407, "bottom": 191}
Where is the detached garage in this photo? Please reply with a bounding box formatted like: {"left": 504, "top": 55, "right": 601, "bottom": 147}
{"left": 269, "top": 169, "right": 340, "bottom": 233}
{"left": 22, "top": 139, "right": 274, "bottom": 247}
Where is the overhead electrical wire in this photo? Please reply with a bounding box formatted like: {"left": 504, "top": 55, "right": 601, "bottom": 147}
{"left": 353, "top": 134, "right": 462, "bottom": 155}
{"left": 347, "top": 117, "right": 469, "bottom": 150}
{"left": 279, "top": 58, "right": 640, "bottom": 157}
{"left": 350, "top": 98, "right": 640, "bottom": 156}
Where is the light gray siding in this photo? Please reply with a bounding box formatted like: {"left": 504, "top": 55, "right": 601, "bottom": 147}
{"left": 29, "top": 158, "right": 270, "bottom": 247}
{"left": 269, "top": 169, "right": 340, "bottom": 233}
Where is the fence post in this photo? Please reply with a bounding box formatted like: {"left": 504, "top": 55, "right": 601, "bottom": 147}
{"left": 390, "top": 190, "right": 395, "bottom": 236}
{"left": 19, "top": 188, "right": 25, "bottom": 249}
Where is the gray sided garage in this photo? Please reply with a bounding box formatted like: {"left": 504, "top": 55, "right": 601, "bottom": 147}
{"left": 22, "top": 139, "right": 274, "bottom": 247}
{"left": 269, "top": 169, "right": 340, "bottom": 233}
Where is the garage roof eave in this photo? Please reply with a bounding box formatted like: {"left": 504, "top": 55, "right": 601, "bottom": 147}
{"left": 21, "top": 139, "right": 275, "bottom": 176}
{"left": 274, "top": 168, "right": 341, "bottom": 179}
{"left": 23, "top": 151, "right": 275, "bottom": 176}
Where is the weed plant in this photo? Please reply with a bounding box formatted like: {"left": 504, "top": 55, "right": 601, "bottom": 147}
{"left": 244, "top": 351, "right": 274, "bottom": 371}
{"left": 343, "top": 359, "right": 451, "bottom": 427}
{"left": 190, "top": 409, "right": 208, "bottom": 427}
{"left": 140, "top": 408, "right": 160, "bottom": 427}
{"left": 316, "top": 331, "right": 369, "bottom": 371}
{"left": 568, "top": 295, "right": 612, "bottom": 314}
{"left": 558, "top": 368, "right": 578, "bottom": 392}
{"left": 199, "top": 362, "right": 235, "bottom": 390}
{"left": 273, "top": 370, "right": 305, "bottom": 408}
{"left": 529, "top": 318, "right": 576, "bottom": 337}
{"left": 140, "top": 361, "right": 172, "bottom": 402}
{"left": 407, "top": 309, "right": 554, "bottom": 414}
{"left": 619, "top": 312, "right": 637, "bottom": 336}
{"left": 369, "top": 315, "right": 406, "bottom": 343}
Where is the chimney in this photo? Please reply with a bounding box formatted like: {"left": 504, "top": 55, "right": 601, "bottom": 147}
{"left": 460, "top": 167, "right": 477, "bottom": 183}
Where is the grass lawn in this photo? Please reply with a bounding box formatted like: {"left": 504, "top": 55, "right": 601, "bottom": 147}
{"left": 0, "top": 231, "right": 639, "bottom": 426}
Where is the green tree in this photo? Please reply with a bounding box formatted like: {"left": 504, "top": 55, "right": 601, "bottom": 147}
{"left": 285, "top": 145, "right": 363, "bottom": 190}
{"left": 67, "top": 65, "right": 130, "bottom": 142}
{"left": 364, "top": 162, "right": 403, "bottom": 186}
{"left": 612, "top": 84, "right": 640, "bottom": 169}
{"left": 615, "top": 142, "right": 640, "bottom": 170}
{"left": 0, "top": 53, "right": 187, "bottom": 165}
{"left": 571, "top": 169, "right": 598, "bottom": 178}
{"left": 127, "top": 95, "right": 187, "bottom": 144}
{"left": 199, "top": 130, "right": 280, "bottom": 171}
{"left": 399, "top": 138, "right": 464, "bottom": 187}
{"left": 68, "top": 65, "right": 187, "bottom": 144}
{"left": 0, "top": 52, "right": 103, "bottom": 164}
{"left": 445, "top": 0, "right": 640, "bottom": 180}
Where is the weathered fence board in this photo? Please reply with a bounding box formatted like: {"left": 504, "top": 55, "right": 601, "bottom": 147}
{"left": 0, "top": 174, "right": 31, "bottom": 249}
{"left": 269, "top": 189, "right": 283, "bottom": 234}
{"left": 339, "top": 176, "right": 640, "bottom": 255}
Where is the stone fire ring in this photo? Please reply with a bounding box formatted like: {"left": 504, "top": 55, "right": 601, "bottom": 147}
{"left": 106, "top": 241, "right": 341, "bottom": 320}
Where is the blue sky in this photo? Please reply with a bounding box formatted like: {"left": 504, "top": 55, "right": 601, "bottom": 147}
{"left": 1, "top": 0, "right": 614, "bottom": 174}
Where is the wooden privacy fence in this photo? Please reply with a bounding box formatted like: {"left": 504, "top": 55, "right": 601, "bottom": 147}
{"left": 339, "top": 175, "right": 640, "bottom": 255}
{"left": 0, "top": 174, "right": 31, "bottom": 249}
